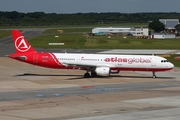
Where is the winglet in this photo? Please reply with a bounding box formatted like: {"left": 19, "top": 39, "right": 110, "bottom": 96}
{"left": 12, "top": 30, "right": 35, "bottom": 53}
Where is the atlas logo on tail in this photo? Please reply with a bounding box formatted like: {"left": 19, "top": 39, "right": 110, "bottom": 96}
{"left": 15, "top": 36, "right": 31, "bottom": 52}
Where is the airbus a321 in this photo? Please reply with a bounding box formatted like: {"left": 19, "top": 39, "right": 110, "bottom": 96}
{"left": 9, "top": 30, "right": 174, "bottom": 78}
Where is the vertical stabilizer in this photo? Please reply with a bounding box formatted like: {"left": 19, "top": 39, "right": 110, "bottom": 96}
{"left": 12, "top": 30, "right": 35, "bottom": 53}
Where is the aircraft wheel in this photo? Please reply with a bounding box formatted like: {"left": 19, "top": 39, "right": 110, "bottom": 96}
{"left": 84, "top": 72, "right": 90, "bottom": 78}
{"left": 91, "top": 71, "right": 97, "bottom": 77}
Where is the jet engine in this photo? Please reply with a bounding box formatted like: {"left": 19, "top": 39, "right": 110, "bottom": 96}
{"left": 95, "top": 67, "right": 110, "bottom": 76}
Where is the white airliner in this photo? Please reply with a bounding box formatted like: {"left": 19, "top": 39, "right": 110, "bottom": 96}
{"left": 9, "top": 30, "right": 174, "bottom": 78}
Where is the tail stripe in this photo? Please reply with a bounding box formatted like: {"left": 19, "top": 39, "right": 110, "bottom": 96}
{"left": 48, "top": 53, "right": 62, "bottom": 66}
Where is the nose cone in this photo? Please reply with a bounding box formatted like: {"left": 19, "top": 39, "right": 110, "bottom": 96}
{"left": 169, "top": 62, "right": 174, "bottom": 69}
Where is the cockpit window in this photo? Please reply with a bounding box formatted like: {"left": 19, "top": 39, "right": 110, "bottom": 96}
{"left": 161, "top": 60, "right": 169, "bottom": 63}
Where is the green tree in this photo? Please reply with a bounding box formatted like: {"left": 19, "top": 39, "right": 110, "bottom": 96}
{"left": 148, "top": 20, "right": 165, "bottom": 32}
{"left": 175, "top": 24, "right": 180, "bottom": 32}
{"left": 1, "top": 11, "right": 180, "bottom": 26}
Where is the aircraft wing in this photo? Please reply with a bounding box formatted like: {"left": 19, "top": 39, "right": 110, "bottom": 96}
{"left": 62, "top": 62, "right": 112, "bottom": 70}
{"left": 62, "top": 62, "right": 96, "bottom": 70}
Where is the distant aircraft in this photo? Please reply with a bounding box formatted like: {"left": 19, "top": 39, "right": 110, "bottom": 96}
{"left": 9, "top": 30, "right": 174, "bottom": 78}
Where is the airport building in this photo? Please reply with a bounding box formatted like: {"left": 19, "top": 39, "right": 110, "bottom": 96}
{"left": 159, "top": 19, "right": 179, "bottom": 29}
{"left": 149, "top": 19, "right": 179, "bottom": 39}
{"left": 92, "top": 27, "right": 149, "bottom": 37}
{"left": 150, "top": 34, "right": 176, "bottom": 39}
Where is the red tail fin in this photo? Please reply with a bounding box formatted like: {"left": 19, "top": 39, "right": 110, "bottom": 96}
{"left": 12, "top": 30, "right": 35, "bottom": 53}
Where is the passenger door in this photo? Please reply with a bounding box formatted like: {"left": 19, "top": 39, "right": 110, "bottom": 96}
{"left": 33, "top": 54, "right": 38, "bottom": 63}
{"left": 151, "top": 57, "right": 156, "bottom": 66}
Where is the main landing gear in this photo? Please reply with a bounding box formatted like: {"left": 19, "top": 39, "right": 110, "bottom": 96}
{"left": 84, "top": 71, "right": 97, "bottom": 78}
{"left": 152, "top": 72, "right": 156, "bottom": 78}
{"left": 84, "top": 72, "right": 90, "bottom": 78}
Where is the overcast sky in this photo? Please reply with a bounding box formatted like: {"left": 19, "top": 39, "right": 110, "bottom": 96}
{"left": 0, "top": 0, "right": 180, "bottom": 13}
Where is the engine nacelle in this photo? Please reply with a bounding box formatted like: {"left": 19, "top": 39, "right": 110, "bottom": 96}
{"left": 95, "top": 67, "right": 110, "bottom": 76}
{"left": 110, "top": 70, "right": 120, "bottom": 74}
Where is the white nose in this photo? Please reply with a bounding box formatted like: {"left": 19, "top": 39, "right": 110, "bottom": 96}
{"left": 169, "top": 63, "right": 174, "bottom": 69}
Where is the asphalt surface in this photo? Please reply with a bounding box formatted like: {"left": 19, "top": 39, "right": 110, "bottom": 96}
{"left": 0, "top": 61, "right": 180, "bottom": 120}
{"left": 0, "top": 80, "right": 179, "bottom": 102}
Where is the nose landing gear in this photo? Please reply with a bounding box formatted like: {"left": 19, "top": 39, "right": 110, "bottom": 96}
{"left": 152, "top": 72, "right": 156, "bottom": 78}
